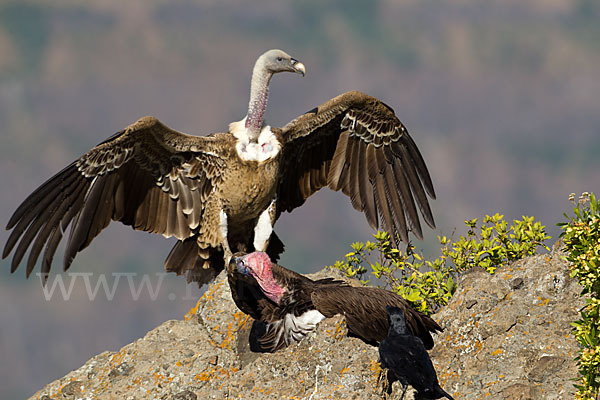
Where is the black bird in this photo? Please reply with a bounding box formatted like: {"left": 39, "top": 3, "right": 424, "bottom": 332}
{"left": 379, "top": 306, "right": 454, "bottom": 400}
{"left": 228, "top": 252, "right": 442, "bottom": 352}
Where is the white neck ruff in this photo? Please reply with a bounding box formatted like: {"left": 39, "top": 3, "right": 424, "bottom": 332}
{"left": 230, "top": 117, "right": 281, "bottom": 162}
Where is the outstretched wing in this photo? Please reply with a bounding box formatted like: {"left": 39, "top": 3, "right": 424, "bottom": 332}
{"left": 3, "top": 116, "right": 227, "bottom": 279}
{"left": 277, "top": 91, "right": 436, "bottom": 246}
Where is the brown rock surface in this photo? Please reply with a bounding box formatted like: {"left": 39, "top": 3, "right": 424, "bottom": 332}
{"left": 430, "top": 244, "right": 582, "bottom": 399}
{"left": 30, "top": 245, "right": 581, "bottom": 399}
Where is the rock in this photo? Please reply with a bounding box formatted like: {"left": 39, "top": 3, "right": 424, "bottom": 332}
{"left": 430, "top": 243, "right": 582, "bottom": 399}
{"left": 29, "top": 244, "right": 581, "bottom": 399}
{"left": 60, "top": 380, "right": 84, "bottom": 398}
{"left": 526, "top": 356, "right": 565, "bottom": 383}
{"left": 171, "top": 389, "right": 197, "bottom": 400}
{"left": 108, "top": 362, "right": 133, "bottom": 379}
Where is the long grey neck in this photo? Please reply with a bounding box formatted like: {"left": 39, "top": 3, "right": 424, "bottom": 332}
{"left": 245, "top": 60, "right": 272, "bottom": 141}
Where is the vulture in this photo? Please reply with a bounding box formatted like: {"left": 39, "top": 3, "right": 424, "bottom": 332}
{"left": 228, "top": 252, "right": 442, "bottom": 352}
{"left": 3, "top": 49, "right": 436, "bottom": 286}
{"left": 379, "top": 306, "right": 454, "bottom": 400}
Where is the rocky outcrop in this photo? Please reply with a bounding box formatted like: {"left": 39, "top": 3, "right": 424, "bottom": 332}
{"left": 429, "top": 244, "right": 582, "bottom": 399}
{"left": 31, "top": 244, "right": 582, "bottom": 399}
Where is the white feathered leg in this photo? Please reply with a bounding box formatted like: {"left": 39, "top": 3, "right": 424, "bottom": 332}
{"left": 253, "top": 199, "right": 276, "bottom": 251}
{"left": 219, "top": 209, "right": 233, "bottom": 263}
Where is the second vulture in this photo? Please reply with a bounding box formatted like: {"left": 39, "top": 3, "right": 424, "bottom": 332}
{"left": 4, "top": 49, "right": 436, "bottom": 286}
{"left": 228, "top": 252, "right": 442, "bottom": 352}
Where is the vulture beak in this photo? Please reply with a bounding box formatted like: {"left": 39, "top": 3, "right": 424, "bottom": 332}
{"left": 291, "top": 58, "right": 306, "bottom": 76}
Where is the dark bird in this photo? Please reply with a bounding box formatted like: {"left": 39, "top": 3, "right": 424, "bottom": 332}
{"left": 228, "top": 252, "right": 442, "bottom": 352}
{"left": 4, "top": 49, "right": 435, "bottom": 286}
{"left": 379, "top": 306, "right": 454, "bottom": 400}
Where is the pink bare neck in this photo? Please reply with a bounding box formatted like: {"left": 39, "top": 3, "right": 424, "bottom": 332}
{"left": 245, "top": 252, "right": 285, "bottom": 303}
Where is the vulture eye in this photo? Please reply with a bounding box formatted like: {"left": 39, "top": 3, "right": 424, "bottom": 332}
{"left": 236, "top": 257, "right": 250, "bottom": 275}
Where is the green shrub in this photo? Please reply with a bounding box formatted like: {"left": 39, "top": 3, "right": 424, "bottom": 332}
{"left": 331, "top": 214, "right": 550, "bottom": 314}
{"left": 560, "top": 192, "right": 600, "bottom": 400}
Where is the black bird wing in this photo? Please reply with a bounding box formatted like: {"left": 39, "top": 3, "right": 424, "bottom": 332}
{"left": 379, "top": 335, "right": 435, "bottom": 391}
{"left": 3, "top": 116, "right": 228, "bottom": 281}
{"left": 310, "top": 285, "right": 442, "bottom": 349}
{"left": 276, "top": 90, "right": 436, "bottom": 246}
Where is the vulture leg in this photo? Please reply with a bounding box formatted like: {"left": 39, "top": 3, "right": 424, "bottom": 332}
{"left": 219, "top": 210, "right": 233, "bottom": 263}
{"left": 253, "top": 199, "right": 276, "bottom": 251}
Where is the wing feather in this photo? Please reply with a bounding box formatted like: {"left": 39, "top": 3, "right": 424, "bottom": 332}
{"left": 341, "top": 137, "right": 358, "bottom": 198}
{"left": 357, "top": 142, "right": 376, "bottom": 230}
{"left": 278, "top": 91, "right": 435, "bottom": 244}
{"left": 6, "top": 163, "right": 79, "bottom": 230}
{"left": 4, "top": 116, "right": 227, "bottom": 277}
{"left": 349, "top": 140, "right": 364, "bottom": 211}
{"left": 404, "top": 132, "right": 436, "bottom": 199}
{"left": 365, "top": 143, "right": 379, "bottom": 229}
{"left": 389, "top": 154, "right": 421, "bottom": 239}
{"left": 382, "top": 159, "right": 409, "bottom": 245}
{"left": 326, "top": 131, "right": 349, "bottom": 190}
{"left": 395, "top": 143, "right": 435, "bottom": 229}
{"left": 374, "top": 165, "right": 396, "bottom": 244}
{"left": 3, "top": 166, "right": 80, "bottom": 258}
{"left": 27, "top": 178, "right": 88, "bottom": 277}
{"left": 42, "top": 227, "right": 62, "bottom": 281}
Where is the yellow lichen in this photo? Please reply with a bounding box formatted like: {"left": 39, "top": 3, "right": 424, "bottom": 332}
{"left": 368, "top": 359, "right": 384, "bottom": 389}
{"left": 438, "top": 368, "right": 460, "bottom": 384}
{"left": 194, "top": 365, "right": 239, "bottom": 382}
{"left": 536, "top": 297, "right": 550, "bottom": 306}
{"left": 185, "top": 280, "right": 225, "bottom": 320}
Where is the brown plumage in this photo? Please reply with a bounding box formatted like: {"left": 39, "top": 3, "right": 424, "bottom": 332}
{"left": 4, "top": 49, "right": 435, "bottom": 287}
{"left": 277, "top": 93, "right": 436, "bottom": 243}
{"left": 228, "top": 252, "right": 442, "bottom": 352}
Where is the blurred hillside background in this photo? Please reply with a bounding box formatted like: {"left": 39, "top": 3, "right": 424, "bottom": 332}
{"left": 1, "top": 0, "right": 599, "bottom": 397}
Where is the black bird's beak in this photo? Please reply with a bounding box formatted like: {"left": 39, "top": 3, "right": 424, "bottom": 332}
{"left": 291, "top": 58, "right": 306, "bottom": 77}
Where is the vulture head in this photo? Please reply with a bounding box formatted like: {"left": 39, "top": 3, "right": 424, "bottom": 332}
{"left": 238, "top": 49, "right": 305, "bottom": 141}
{"left": 257, "top": 49, "right": 306, "bottom": 76}
{"left": 386, "top": 305, "right": 409, "bottom": 336}
{"left": 232, "top": 252, "right": 285, "bottom": 303}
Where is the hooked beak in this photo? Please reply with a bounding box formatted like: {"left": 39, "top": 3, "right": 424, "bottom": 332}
{"left": 291, "top": 58, "right": 306, "bottom": 77}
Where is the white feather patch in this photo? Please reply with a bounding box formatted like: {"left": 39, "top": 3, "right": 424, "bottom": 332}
{"left": 229, "top": 117, "right": 247, "bottom": 139}
{"left": 270, "top": 310, "right": 326, "bottom": 349}
{"left": 219, "top": 209, "right": 228, "bottom": 239}
{"left": 233, "top": 124, "right": 281, "bottom": 162}
{"left": 253, "top": 199, "right": 275, "bottom": 251}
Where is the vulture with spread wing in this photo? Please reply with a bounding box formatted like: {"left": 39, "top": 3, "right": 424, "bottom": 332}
{"left": 228, "top": 252, "right": 442, "bottom": 352}
{"left": 4, "top": 49, "right": 435, "bottom": 286}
